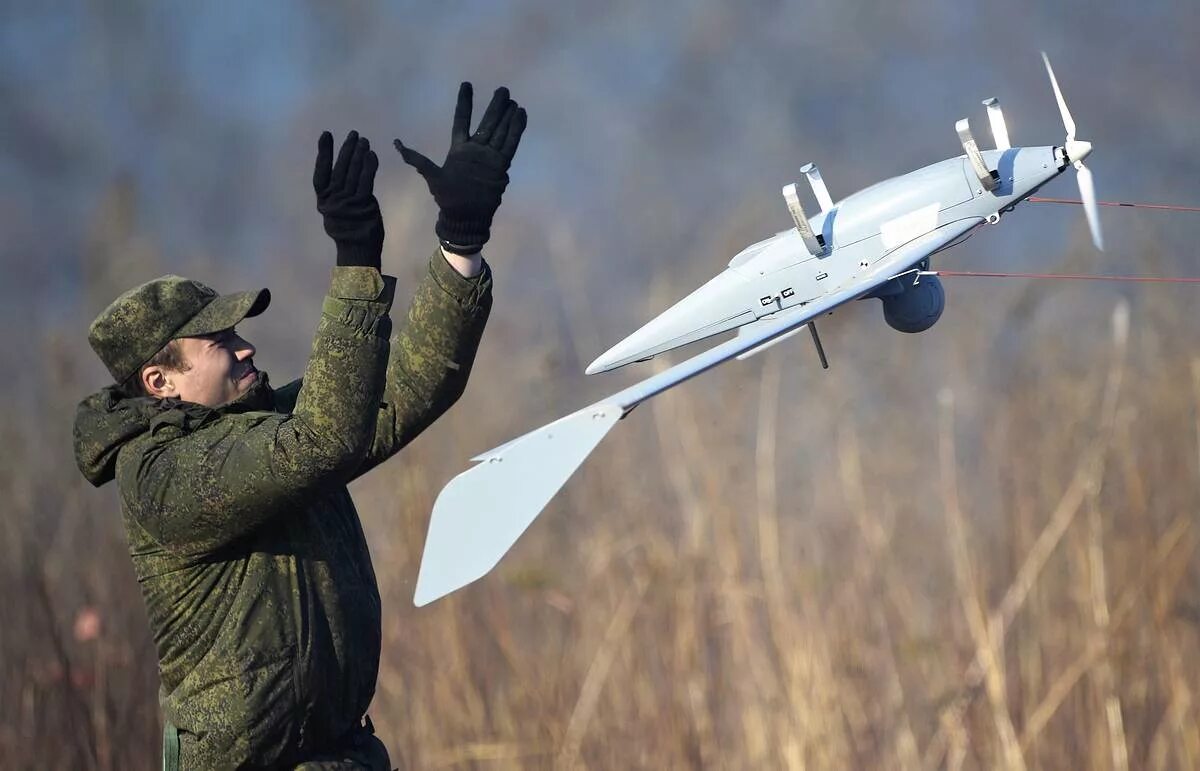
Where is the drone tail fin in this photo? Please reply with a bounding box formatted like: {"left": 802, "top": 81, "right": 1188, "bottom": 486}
{"left": 982, "top": 98, "right": 1011, "bottom": 151}
{"left": 799, "top": 162, "right": 835, "bottom": 212}
{"left": 955, "top": 118, "right": 998, "bottom": 191}
{"left": 782, "top": 183, "right": 825, "bottom": 256}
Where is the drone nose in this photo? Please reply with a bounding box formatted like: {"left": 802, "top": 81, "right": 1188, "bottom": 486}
{"left": 1065, "top": 139, "right": 1093, "bottom": 164}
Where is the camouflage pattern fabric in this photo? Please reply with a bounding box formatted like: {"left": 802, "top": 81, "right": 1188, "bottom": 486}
{"left": 74, "top": 253, "right": 492, "bottom": 769}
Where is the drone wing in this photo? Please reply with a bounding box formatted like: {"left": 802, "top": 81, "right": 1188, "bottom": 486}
{"left": 413, "top": 269, "right": 900, "bottom": 606}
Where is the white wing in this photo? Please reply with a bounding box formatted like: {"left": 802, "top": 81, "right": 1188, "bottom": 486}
{"left": 414, "top": 219, "right": 983, "bottom": 605}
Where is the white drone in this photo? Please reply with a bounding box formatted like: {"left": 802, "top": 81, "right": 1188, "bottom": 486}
{"left": 414, "top": 53, "right": 1102, "bottom": 605}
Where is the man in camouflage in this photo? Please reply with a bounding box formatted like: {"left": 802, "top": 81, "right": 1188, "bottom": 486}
{"left": 72, "top": 83, "right": 527, "bottom": 769}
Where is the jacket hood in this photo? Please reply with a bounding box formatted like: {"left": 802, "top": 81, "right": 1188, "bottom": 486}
{"left": 73, "top": 373, "right": 275, "bottom": 487}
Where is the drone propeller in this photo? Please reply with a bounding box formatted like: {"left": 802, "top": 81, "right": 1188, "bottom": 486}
{"left": 1042, "top": 52, "right": 1103, "bottom": 250}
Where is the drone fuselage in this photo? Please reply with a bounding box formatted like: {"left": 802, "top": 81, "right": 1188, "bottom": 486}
{"left": 586, "top": 145, "right": 1067, "bottom": 374}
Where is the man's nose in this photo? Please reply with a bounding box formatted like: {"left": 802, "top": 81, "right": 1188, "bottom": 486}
{"left": 234, "top": 336, "right": 256, "bottom": 360}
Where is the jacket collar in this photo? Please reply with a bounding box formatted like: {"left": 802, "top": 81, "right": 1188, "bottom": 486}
{"left": 73, "top": 373, "right": 275, "bottom": 487}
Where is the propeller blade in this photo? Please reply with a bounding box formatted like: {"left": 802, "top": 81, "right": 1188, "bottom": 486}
{"left": 1042, "top": 52, "right": 1076, "bottom": 141}
{"left": 1074, "top": 162, "right": 1104, "bottom": 251}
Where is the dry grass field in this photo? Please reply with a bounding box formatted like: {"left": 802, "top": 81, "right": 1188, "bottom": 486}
{"left": 2, "top": 228, "right": 1197, "bottom": 769}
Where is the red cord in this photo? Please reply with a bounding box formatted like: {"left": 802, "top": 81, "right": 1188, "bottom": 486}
{"left": 1027, "top": 196, "right": 1200, "bottom": 213}
{"left": 929, "top": 270, "right": 1200, "bottom": 284}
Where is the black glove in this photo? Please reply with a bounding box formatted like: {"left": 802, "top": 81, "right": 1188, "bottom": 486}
{"left": 313, "top": 130, "right": 384, "bottom": 269}
{"left": 394, "top": 82, "right": 527, "bottom": 255}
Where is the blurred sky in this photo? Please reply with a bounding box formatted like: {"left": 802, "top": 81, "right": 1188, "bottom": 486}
{"left": 2, "top": 0, "right": 1199, "bottom": 395}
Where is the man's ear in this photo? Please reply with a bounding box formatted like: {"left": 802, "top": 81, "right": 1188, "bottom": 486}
{"left": 140, "top": 366, "right": 175, "bottom": 398}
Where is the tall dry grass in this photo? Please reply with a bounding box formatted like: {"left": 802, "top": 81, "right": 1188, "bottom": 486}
{"left": 2, "top": 232, "right": 1198, "bottom": 769}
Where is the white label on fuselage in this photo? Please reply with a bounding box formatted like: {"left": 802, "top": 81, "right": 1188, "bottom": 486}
{"left": 880, "top": 203, "right": 940, "bottom": 249}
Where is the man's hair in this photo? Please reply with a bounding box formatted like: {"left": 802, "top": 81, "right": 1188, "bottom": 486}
{"left": 117, "top": 339, "right": 192, "bottom": 399}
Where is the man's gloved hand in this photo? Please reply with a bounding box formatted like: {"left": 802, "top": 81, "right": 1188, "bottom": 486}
{"left": 394, "top": 83, "right": 527, "bottom": 255}
{"left": 313, "top": 130, "right": 384, "bottom": 270}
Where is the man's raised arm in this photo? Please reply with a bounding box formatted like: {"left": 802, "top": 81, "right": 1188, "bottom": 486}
{"left": 355, "top": 82, "right": 527, "bottom": 474}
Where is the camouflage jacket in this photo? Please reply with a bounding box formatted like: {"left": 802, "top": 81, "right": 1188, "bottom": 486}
{"left": 73, "top": 253, "right": 492, "bottom": 769}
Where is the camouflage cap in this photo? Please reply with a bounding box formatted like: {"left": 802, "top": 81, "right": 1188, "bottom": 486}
{"left": 88, "top": 275, "right": 271, "bottom": 383}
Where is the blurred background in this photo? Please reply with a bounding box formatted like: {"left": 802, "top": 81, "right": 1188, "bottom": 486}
{"left": 2, "top": 1, "right": 1198, "bottom": 768}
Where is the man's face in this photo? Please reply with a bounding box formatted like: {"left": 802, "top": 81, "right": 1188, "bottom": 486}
{"left": 154, "top": 328, "right": 259, "bottom": 407}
